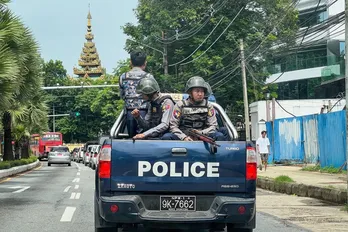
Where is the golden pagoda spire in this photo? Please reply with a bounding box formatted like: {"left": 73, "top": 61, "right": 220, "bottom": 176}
{"left": 73, "top": 4, "right": 104, "bottom": 79}
{"left": 87, "top": 3, "right": 92, "bottom": 28}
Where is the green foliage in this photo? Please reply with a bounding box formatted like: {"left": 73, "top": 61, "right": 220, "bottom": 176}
{"left": 41, "top": 60, "right": 124, "bottom": 143}
{"left": 0, "top": 156, "right": 37, "bottom": 170}
{"left": 0, "top": 0, "right": 48, "bottom": 160}
{"left": 301, "top": 165, "right": 347, "bottom": 174}
{"left": 42, "top": 59, "right": 67, "bottom": 87}
{"left": 274, "top": 175, "right": 295, "bottom": 183}
{"left": 122, "top": 0, "right": 298, "bottom": 119}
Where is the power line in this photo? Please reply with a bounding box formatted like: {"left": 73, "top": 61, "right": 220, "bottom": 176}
{"left": 211, "top": 66, "right": 240, "bottom": 89}
{"left": 179, "top": 6, "right": 245, "bottom": 66}
{"left": 168, "top": 17, "right": 224, "bottom": 67}
{"left": 275, "top": 99, "right": 297, "bottom": 117}
{"left": 328, "top": 92, "right": 345, "bottom": 112}
{"left": 244, "top": 0, "right": 301, "bottom": 61}
{"left": 155, "top": 0, "right": 228, "bottom": 44}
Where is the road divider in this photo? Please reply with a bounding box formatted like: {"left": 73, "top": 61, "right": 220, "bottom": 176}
{"left": 257, "top": 176, "right": 348, "bottom": 204}
{"left": 0, "top": 160, "right": 40, "bottom": 180}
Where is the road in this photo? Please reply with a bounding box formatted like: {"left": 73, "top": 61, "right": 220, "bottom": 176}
{"left": 0, "top": 162, "right": 343, "bottom": 232}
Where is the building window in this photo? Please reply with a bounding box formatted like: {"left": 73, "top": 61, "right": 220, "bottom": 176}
{"left": 340, "top": 41, "right": 345, "bottom": 56}
{"left": 298, "top": 9, "right": 328, "bottom": 27}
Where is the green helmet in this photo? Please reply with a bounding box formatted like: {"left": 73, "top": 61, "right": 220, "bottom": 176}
{"left": 185, "top": 76, "right": 208, "bottom": 93}
{"left": 136, "top": 77, "right": 160, "bottom": 95}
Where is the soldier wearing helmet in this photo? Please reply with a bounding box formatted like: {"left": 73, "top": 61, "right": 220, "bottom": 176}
{"left": 162, "top": 76, "right": 225, "bottom": 141}
{"left": 131, "top": 78, "right": 175, "bottom": 140}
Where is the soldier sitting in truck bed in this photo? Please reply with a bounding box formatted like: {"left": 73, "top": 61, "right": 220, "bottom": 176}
{"left": 162, "top": 76, "right": 228, "bottom": 141}
{"left": 131, "top": 78, "right": 175, "bottom": 140}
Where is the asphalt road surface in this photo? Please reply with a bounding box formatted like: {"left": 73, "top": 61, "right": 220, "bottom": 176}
{"left": 0, "top": 162, "right": 309, "bottom": 232}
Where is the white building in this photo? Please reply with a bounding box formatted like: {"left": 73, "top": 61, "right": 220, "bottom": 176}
{"left": 265, "top": 0, "right": 345, "bottom": 99}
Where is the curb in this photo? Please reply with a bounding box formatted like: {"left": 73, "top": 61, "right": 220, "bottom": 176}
{"left": 0, "top": 160, "right": 40, "bottom": 179}
{"left": 257, "top": 177, "right": 348, "bottom": 204}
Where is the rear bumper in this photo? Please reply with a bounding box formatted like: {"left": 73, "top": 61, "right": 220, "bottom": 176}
{"left": 98, "top": 195, "right": 255, "bottom": 226}
{"left": 48, "top": 157, "right": 71, "bottom": 164}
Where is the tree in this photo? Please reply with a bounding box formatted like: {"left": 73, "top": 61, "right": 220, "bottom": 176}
{"left": 42, "top": 59, "right": 68, "bottom": 87}
{"left": 122, "top": 0, "right": 298, "bottom": 120}
{"left": 0, "top": 0, "right": 47, "bottom": 160}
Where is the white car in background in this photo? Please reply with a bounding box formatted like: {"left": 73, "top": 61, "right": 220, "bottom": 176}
{"left": 89, "top": 145, "right": 101, "bottom": 170}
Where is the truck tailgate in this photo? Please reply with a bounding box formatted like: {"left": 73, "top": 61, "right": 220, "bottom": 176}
{"left": 110, "top": 140, "right": 247, "bottom": 193}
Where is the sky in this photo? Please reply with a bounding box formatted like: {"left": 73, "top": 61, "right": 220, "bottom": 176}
{"left": 8, "top": 0, "right": 139, "bottom": 76}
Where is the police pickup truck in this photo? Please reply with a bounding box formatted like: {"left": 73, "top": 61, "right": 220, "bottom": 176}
{"left": 94, "top": 94, "right": 257, "bottom": 232}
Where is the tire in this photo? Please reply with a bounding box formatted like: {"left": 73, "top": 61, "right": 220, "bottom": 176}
{"left": 48, "top": 163, "right": 51, "bottom": 166}
{"left": 68, "top": 163, "right": 71, "bottom": 166}
{"left": 85, "top": 162, "right": 88, "bottom": 166}
{"left": 94, "top": 195, "right": 117, "bottom": 232}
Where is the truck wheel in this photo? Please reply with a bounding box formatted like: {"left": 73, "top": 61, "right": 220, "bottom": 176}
{"left": 68, "top": 163, "right": 71, "bottom": 167}
{"left": 48, "top": 163, "right": 51, "bottom": 166}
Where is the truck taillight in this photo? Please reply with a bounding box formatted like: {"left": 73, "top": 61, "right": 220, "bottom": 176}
{"left": 98, "top": 144, "right": 111, "bottom": 178}
{"left": 246, "top": 147, "right": 257, "bottom": 180}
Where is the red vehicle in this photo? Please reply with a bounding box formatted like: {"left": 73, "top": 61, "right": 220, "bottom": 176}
{"left": 30, "top": 132, "right": 63, "bottom": 160}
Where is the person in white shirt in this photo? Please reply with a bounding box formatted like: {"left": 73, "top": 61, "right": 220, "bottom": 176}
{"left": 256, "top": 130, "right": 270, "bottom": 171}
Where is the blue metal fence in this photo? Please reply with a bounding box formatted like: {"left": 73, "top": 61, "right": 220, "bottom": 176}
{"left": 317, "top": 111, "right": 346, "bottom": 168}
{"left": 265, "top": 110, "right": 346, "bottom": 168}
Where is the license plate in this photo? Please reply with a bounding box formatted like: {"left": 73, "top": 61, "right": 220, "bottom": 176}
{"left": 160, "top": 196, "right": 196, "bottom": 211}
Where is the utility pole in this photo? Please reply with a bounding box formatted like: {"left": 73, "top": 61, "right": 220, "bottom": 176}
{"left": 240, "top": 39, "right": 250, "bottom": 141}
{"left": 162, "top": 31, "right": 169, "bottom": 75}
{"left": 345, "top": 0, "right": 348, "bottom": 206}
{"left": 53, "top": 104, "right": 56, "bottom": 132}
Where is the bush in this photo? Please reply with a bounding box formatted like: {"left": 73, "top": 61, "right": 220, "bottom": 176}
{"left": 0, "top": 162, "right": 11, "bottom": 170}
{"left": 274, "top": 175, "right": 295, "bottom": 183}
{"left": 0, "top": 156, "right": 38, "bottom": 170}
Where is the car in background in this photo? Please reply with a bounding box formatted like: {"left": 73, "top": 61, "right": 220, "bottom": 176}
{"left": 83, "top": 145, "right": 94, "bottom": 166}
{"left": 48, "top": 146, "right": 71, "bottom": 166}
{"left": 71, "top": 147, "right": 79, "bottom": 161}
{"left": 89, "top": 145, "right": 101, "bottom": 170}
{"left": 82, "top": 141, "right": 98, "bottom": 165}
{"left": 75, "top": 146, "right": 84, "bottom": 163}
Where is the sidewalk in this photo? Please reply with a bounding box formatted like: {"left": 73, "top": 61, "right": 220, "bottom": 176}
{"left": 256, "top": 165, "right": 348, "bottom": 204}
{"left": 258, "top": 165, "right": 347, "bottom": 190}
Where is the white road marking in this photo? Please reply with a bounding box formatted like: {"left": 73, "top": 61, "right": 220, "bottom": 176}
{"left": 74, "top": 185, "right": 79, "bottom": 190}
{"left": 70, "top": 193, "right": 76, "bottom": 199}
{"left": 75, "top": 193, "right": 81, "bottom": 199}
{"left": 9, "top": 186, "right": 30, "bottom": 193}
{"left": 64, "top": 186, "right": 71, "bottom": 193}
{"left": 77, "top": 172, "right": 80, "bottom": 176}
{"left": 60, "top": 207, "right": 76, "bottom": 222}
{"left": 72, "top": 178, "right": 80, "bottom": 183}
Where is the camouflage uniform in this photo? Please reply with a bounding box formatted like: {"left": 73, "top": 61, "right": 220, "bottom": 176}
{"left": 162, "top": 76, "right": 226, "bottom": 141}
{"left": 136, "top": 94, "right": 175, "bottom": 138}
{"left": 119, "top": 67, "right": 154, "bottom": 137}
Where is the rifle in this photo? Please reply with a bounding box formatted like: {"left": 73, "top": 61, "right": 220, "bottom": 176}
{"left": 187, "top": 129, "right": 221, "bottom": 147}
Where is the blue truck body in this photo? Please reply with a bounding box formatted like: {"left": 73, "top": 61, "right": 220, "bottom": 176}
{"left": 95, "top": 101, "right": 256, "bottom": 232}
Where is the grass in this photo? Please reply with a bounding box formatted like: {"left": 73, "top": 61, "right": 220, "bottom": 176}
{"left": 0, "top": 156, "right": 38, "bottom": 170}
{"left": 274, "top": 175, "right": 295, "bottom": 183}
{"left": 301, "top": 165, "right": 347, "bottom": 174}
{"left": 341, "top": 204, "right": 348, "bottom": 212}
